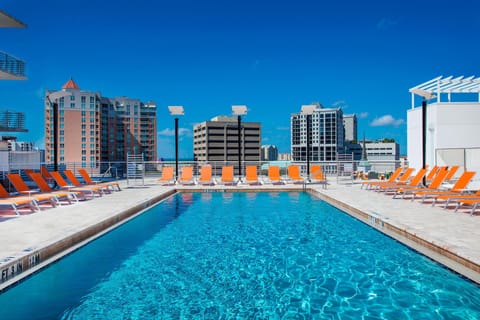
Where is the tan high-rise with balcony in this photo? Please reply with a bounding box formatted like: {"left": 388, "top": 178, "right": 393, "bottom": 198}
{"left": 45, "top": 79, "right": 157, "bottom": 170}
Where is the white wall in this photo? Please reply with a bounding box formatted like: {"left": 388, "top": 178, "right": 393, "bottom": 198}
{"left": 407, "top": 102, "right": 480, "bottom": 173}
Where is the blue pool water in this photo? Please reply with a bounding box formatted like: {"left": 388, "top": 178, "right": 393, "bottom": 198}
{"left": 0, "top": 192, "right": 479, "bottom": 319}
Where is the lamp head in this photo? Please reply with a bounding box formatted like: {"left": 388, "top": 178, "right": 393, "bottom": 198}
{"left": 168, "top": 105, "right": 184, "bottom": 116}
{"left": 232, "top": 105, "right": 247, "bottom": 115}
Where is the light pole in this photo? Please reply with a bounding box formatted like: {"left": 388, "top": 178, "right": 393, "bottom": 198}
{"left": 410, "top": 89, "right": 436, "bottom": 186}
{"left": 168, "top": 105, "right": 184, "bottom": 181}
{"left": 232, "top": 105, "right": 247, "bottom": 176}
{"left": 301, "top": 105, "right": 316, "bottom": 182}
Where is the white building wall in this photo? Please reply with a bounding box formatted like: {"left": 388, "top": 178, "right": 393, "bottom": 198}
{"left": 407, "top": 102, "right": 480, "bottom": 174}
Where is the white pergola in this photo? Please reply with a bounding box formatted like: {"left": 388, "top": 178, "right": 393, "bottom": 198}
{"left": 409, "top": 75, "right": 480, "bottom": 108}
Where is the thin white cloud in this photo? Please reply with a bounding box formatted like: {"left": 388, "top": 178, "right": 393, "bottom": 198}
{"left": 358, "top": 112, "right": 369, "bottom": 119}
{"left": 377, "top": 18, "right": 398, "bottom": 30}
{"left": 251, "top": 59, "right": 260, "bottom": 70}
{"left": 370, "top": 115, "right": 404, "bottom": 127}
{"left": 276, "top": 126, "right": 290, "bottom": 131}
{"left": 332, "top": 100, "right": 348, "bottom": 109}
{"left": 158, "top": 128, "right": 191, "bottom": 137}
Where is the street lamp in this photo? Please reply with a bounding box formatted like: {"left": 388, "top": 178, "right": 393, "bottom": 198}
{"left": 301, "top": 105, "right": 316, "bottom": 182}
{"left": 168, "top": 105, "right": 184, "bottom": 181}
{"left": 410, "top": 88, "right": 436, "bottom": 186}
{"left": 232, "top": 105, "right": 247, "bottom": 176}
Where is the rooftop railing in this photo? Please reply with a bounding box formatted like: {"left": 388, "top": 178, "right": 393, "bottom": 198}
{"left": 0, "top": 51, "right": 26, "bottom": 79}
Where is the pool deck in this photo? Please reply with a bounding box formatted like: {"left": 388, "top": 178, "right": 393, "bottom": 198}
{"left": 1, "top": 178, "right": 479, "bottom": 291}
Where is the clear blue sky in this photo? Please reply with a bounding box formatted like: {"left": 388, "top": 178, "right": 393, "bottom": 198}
{"left": 1, "top": 0, "right": 479, "bottom": 159}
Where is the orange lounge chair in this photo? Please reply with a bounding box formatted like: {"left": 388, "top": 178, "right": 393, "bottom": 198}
{"left": 361, "top": 167, "right": 403, "bottom": 189}
{"left": 245, "top": 165, "right": 262, "bottom": 185}
{"left": 378, "top": 168, "right": 426, "bottom": 194}
{"left": 51, "top": 171, "right": 104, "bottom": 199}
{"left": 0, "top": 183, "right": 39, "bottom": 215}
{"left": 63, "top": 170, "right": 110, "bottom": 194}
{"left": 444, "top": 165, "right": 460, "bottom": 182}
{"left": 267, "top": 166, "right": 286, "bottom": 185}
{"left": 433, "top": 189, "right": 480, "bottom": 208}
{"left": 158, "top": 166, "right": 175, "bottom": 185}
{"left": 412, "top": 171, "right": 475, "bottom": 203}
{"left": 178, "top": 166, "right": 195, "bottom": 185}
{"left": 287, "top": 165, "right": 305, "bottom": 184}
{"left": 78, "top": 169, "right": 121, "bottom": 191}
{"left": 310, "top": 165, "right": 327, "bottom": 187}
{"left": 41, "top": 165, "right": 54, "bottom": 183}
{"left": 29, "top": 173, "right": 79, "bottom": 204}
{"left": 197, "top": 165, "right": 214, "bottom": 185}
{"left": 218, "top": 166, "right": 237, "bottom": 185}
{"left": 372, "top": 168, "right": 415, "bottom": 192}
{"left": 7, "top": 173, "right": 61, "bottom": 208}
{"left": 393, "top": 169, "right": 449, "bottom": 199}
{"left": 454, "top": 198, "right": 480, "bottom": 215}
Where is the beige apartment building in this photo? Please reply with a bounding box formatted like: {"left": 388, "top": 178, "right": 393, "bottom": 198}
{"left": 193, "top": 116, "right": 261, "bottom": 173}
{"left": 45, "top": 79, "right": 157, "bottom": 169}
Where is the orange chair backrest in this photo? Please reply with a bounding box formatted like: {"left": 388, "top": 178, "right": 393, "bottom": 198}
{"left": 311, "top": 165, "right": 325, "bottom": 180}
{"left": 428, "top": 169, "right": 449, "bottom": 189}
{"left": 268, "top": 166, "right": 281, "bottom": 180}
{"left": 444, "top": 165, "right": 460, "bottom": 181}
{"left": 29, "top": 173, "right": 53, "bottom": 192}
{"left": 160, "top": 167, "right": 174, "bottom": 181}
{"left": 199, "top": 165, "right": 212, "bottom": 182}
{"left": 407, "top": 168, "right": 426, "bottom": 187}
{"left": 451, "top": 171, "right": 475, "bottom": 191}
{"left": 221, "top": 166, "right": 234, "bottom": 182}
{"left": 64, "top": 170, "right": 82, "bottom": 186}
{"left": 288, "top": 165, "right": 302, "bottom": 180}
{"left": 50, "top": 172, "right": 69, "bottom": 188}
{"left": 0, "top": 183, "right": 11, "bottom": 198}
{"left": 41, "top": 166, "right": 53, "bottom": 179}
{"left": 245, "top": 166, "right": 258, "bottom": 182}
{"left": 426, "top": 166, "right": 439, "bottom": 180}
{"left": 397, "top": 168, "right": 414, "bottom": 183}
{"left": 7, "top": 173, "right": 30, "bottom": 193}
{"left": 180, "top": 166, "right": 193, "bottom": 181}
{"left": 78, "top": 169, "right": 93, "bottom": 184}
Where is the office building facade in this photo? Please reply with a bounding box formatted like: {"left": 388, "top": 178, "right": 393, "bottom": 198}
{"left": 290, "top": 105, "right": 344, "bottom": 162}
{"left": 343, "top": 114, "right": 357, "bottom": 142}
{"left": 193, "top": 116, "right": 261, "bottom": 171}
{"left": 45, "top": 79, "right": 157, "bottom": 168}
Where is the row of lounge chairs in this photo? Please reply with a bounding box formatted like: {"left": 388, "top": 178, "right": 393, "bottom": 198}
{"left": 0, "top": 168, "right": 121, "bottom": 216}
{"left": 158, "top": 164, "right": 328, "bottom": 187}
{"left": 362, "top": 165, "right": 480, "bottom": 215}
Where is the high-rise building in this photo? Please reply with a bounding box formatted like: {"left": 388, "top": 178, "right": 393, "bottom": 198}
{"left": 261, "top": 145, "right": 278, "bottom": 161}
{"left": 343, "top": 114, "right": 357, "bottom": 142}
{"left": 290, "top": 104, "right": 344, "bottom": 162}
{"left": 193, "top": 116, "right": 261, "bottom": 172}
{"left": 45, "top": 79, "right": 157, "bottom": 169}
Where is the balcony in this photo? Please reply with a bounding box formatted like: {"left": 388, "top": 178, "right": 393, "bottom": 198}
{"left": 0, "top": 51, "right": 26, "bottom": 80}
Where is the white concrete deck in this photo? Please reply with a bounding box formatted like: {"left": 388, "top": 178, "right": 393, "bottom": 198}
{"left": 0, "top": 178, "right": 479, "bottom": 291}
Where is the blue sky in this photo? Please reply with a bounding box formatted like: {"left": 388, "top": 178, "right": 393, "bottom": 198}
{"left": 1, "top": 0, "right": 479, "bottom": 159}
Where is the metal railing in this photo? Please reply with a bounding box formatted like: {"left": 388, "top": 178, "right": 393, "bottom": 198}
{"left": 0, "top": 159, "right": 404, "bottom": 186}
{"left": 0, "top": 51, "right": 26, "bottom": 78}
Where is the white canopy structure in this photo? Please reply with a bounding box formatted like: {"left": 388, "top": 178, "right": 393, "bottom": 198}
{"left": 409, "top": 75, "right": 480, "bottom": 108}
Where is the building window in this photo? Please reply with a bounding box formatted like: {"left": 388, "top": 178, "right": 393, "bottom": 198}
{"left": 70, "top": 103, "right": 75, "bottom": 108}
{"left": 81, "top": 96, "right": 86, "bottom": 103}
{"left": 70, "top": 95, "right": 75, "bottom": 101}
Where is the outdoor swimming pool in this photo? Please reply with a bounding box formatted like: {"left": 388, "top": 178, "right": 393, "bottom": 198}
{"left": 0, "top": 191, "right": 479, "bottom": 319}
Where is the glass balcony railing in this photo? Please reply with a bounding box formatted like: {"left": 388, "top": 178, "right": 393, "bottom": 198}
{"left": 0, "top": 51, "right": 26, "bottom": 79}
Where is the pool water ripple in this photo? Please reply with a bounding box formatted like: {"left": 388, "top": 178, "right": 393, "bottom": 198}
{"left": 61, "top": 192, "right": 480, "bottom": 319}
